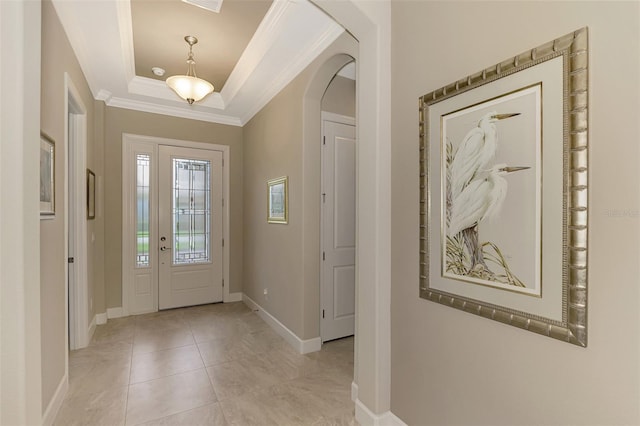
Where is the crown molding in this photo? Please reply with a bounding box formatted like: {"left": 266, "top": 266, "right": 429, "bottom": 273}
{"left": 219, "top": 0, "right": 291, "bottom": 105}
{"left": 238, "top": 22, "right": 344, "bottom": 125}
{"left": 105, "top": 96, "right": 242, "bottom": 126}
{"left": 96, "top": 89, "right": 112, "bottom": 102}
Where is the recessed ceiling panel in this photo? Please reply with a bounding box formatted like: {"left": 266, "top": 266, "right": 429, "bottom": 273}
{"left": 182, "top": 0, "right": 224, "bottom": 14}
{"left": 131, "top": 0, "right": 272, "bottom": 91}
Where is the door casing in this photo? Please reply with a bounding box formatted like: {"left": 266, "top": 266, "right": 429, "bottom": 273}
{"left": 64, "top": 73, "right": 89, "bottom": 351}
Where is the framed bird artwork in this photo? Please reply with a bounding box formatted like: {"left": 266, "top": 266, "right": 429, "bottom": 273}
{"left": 419, "top": 28, "right": 589, "bottom": 347}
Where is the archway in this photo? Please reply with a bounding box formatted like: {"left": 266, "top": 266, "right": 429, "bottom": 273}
{"left": 306, "top": 2, "right": 392, "bottom": 421}
{"left": 301, "top": 52, "right": 355, "bottom": 341}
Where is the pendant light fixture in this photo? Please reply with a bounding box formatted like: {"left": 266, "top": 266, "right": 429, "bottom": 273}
{"left": 166, "top": 36, "right": 214, "bottom": 104}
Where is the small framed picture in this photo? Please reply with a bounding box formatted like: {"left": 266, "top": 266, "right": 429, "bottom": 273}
{"left": 87, "top": 169, "right": 96, "bottom": 220}
{"left": 267, "top": 176, "right": 288, "bottom": 224}
{"left": 40, "top": 133, "right": 55, "bottom": 217}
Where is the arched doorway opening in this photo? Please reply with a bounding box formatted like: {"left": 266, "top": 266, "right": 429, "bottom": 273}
{"left": 307, "top": 2, "right": 392, "bottom": 420}
{"left": 319, "top": 60, "right": 357, "bottom": 343}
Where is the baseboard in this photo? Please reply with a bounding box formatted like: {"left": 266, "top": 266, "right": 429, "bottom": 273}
{"left": 351, "top": 381, "right": 358, "bottom": 402}
{"left": 385, "top": 412, "right": 408, "bottom": 426}
{"left": 107, "top": 307, "right": 126, "bottom": 319}
{"left": 355, "top": 399, "right": 408, "bottom": 426}
{"left": 41, "top": 373, "right": 68, "bottom": 426}
{"left": 354, "top": 398, "right": 378, "bottom": 426}
{"left": 96, "top": 312, "right": 107, "bottom": 325}
{"left": 301, "top": 336, "right": 321, "bottom": 353}
{"left": 242, "top": 294, "right": 321, "bottom": 354}
{"left": 226, "top": 292, "right": 243, "bottom": 303}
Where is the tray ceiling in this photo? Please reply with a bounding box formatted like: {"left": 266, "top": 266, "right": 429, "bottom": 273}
{"left": 52, "top": 0, "right": 345, "bottom": 126}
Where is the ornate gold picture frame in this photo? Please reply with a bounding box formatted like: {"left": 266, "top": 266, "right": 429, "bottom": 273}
{"left": 419, "top": 28, "right": 588, "bottom": 346}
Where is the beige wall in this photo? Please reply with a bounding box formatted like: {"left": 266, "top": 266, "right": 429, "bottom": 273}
{"left": 104, "top": 107, "right": 244, "bottom": 308}
{"left": 243, "top": 80, "right": 305, "bottom": 335}
{"left": 243, "top": 33, "right": 357, "bottom": 339}
{"left": 40, "top": 0, "right": 102, "bottom": 412}
{"left": 322, "top": 74, "right": 356, "bottom": 117}
{"left": 390, "top": 1, "right": 640, "bottom": 424}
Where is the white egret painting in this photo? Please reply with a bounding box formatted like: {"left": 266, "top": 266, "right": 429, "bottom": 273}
{"left": 420, "top": 27, "right": 588, "bottom": 346}
{"left": 442, "top": 85, "right": 542, "bottom": 296}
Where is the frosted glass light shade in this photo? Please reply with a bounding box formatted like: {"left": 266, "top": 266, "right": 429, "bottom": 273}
{"left": 166, "top": 75, "right": 214, "bottom": 104}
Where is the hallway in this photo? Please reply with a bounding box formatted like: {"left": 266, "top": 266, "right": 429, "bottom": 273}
{"left": 54, "top": 302, "right": 356, "bottom": 425}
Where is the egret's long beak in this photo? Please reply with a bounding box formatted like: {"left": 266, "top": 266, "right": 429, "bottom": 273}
{"left": 494, "top": 113, "right": 521, "bottom": 120}
{"left": 500, "top": 166, "right": 530, "bottom": 173}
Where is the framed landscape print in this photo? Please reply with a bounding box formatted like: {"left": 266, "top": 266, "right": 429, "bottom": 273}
{"left": 267, "top": 176, "right": 288, "bottom": 224}
{"left": 87, "top": 169, "right": 96, "bottom": 220}
{"left": 419, "top": 28, "right": 588, "bottom": 346}
{"left": 40, "top": 133, "right": 55, "bottom": 217}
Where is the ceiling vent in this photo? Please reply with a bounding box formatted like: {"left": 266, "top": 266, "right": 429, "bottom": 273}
{"left": 181, "top": 0, "right": 223, "bottom": 13}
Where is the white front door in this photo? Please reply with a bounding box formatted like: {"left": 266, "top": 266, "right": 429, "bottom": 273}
{"left": 158, "top": 145, "right": 223, "bottom": 309}
{"left": 321, "top": 114, "right": 356, "bottom": 342}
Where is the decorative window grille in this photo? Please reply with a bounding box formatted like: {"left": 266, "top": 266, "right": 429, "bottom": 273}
{"left": 136, "top": 154, "right": 151, "bottom": 267}
{"left": 172, "top": 158, "right": 211, "bottom": 265}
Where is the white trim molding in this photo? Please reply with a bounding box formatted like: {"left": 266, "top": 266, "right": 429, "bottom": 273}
{"left": 107, "top": 307, "right": 127, "bottom": 319}
{"left": 385, "top": 412, "right": 409, "bottom": 426}
{"left": 227, "top": 292, "right": 243, "bottom": 303}
{"left": 65, "top": 73, "right": 90, "bottom": 350}
{"left": 95, "top": 313, "right": 107, "bottom": 325}
{"left": 242, "top": 294, "right": 321, "bottom": 354}
{"left": 351, "top": 382, "right": 404, "bottom": 426}
{"left": 41, "top": 374, "right": 68, "bottom": 426}
{"left": 312, "top": 0, "right": 393, "bottom": 417}
{"left": 0, "top": 2, "right": 43, "bottom": 421}
{"left": 355, "top": 399, "right": 408, "bottom": 426}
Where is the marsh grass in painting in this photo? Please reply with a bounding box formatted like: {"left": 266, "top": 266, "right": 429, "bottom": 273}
{"left": 441, "top": 86, "right": 541, "bottom": 295}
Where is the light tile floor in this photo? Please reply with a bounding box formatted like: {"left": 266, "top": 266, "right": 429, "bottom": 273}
{"left": 54, "top": 302, "right": 356, "bottom": 426}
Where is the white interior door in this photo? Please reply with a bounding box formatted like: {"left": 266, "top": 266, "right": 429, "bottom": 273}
{"left": 321, "top": 115, "right": 356, "bottom": 342}
{"left": 158, "top": 145, "right": 223, "bottom": 309}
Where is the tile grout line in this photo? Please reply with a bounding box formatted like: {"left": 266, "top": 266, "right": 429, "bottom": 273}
{"left": 191, "top": 310, "right": 231, "bottom": 425}
{"left": 202, "top": 361, "right": 230, "bottom": 425}
{"left": 129, "top": 364, "right": 208, "bottom": 386}
{"left": 123, "top": 319, "right": 138, "bottom": 426}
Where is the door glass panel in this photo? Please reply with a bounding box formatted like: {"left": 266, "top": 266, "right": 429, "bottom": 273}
{"left": 136, "top": 154, "right": 150, "bottom": 267}
{"left": 172, "top": 158, "right": 211, "bottom": 265}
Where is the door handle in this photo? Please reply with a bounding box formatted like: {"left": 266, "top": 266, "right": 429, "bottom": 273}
{"left": 160, "top": 246, "right": 172, "bottom": 251}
